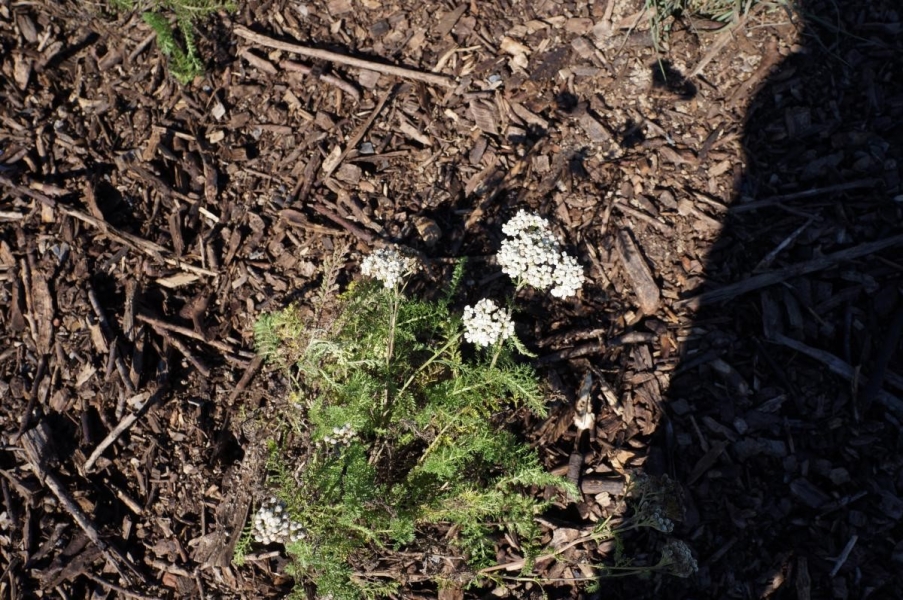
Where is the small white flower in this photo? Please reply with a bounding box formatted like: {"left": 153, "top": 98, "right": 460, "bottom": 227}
{"left": 251, "top": 497, "right": 306, "bottom": 545}
{"left": 551, "top": 252, "right": 584, "bottom": 298}
{"left": 497, "top": 210, "right": 585, "bottom": 298}
{"left": 322, "top": 423, "right": 355, "bottom": 446}
{"left": 660, "top": 539, "right": 697, "bottom": 577}
{"left": 462, "top": 299, "right": 514, "bottom": 348}
{"left": 360, "top": 247, "right": 417, "bottom": 289}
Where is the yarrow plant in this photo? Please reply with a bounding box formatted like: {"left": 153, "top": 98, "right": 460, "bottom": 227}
{"left": 462, "top": 298, "right": 514, "bottom": 348}
{"left": 497, "top": 210, "right": 586, "bottom": 298}
{"left": 252, "top": 497, "right": 306, "bottom": 545}
{"left": 250, "top": 249, "right": 570, "bottom": 599}
{"left": 360, "top": 247, "right": 417, "bottom": 289}
{"left": 245, "top": 222, "right": 684, "bottom": 597}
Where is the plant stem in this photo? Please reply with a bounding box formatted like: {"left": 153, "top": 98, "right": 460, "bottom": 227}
{"left": 489, "top": 342, "right": 502, "bottom": 369}
{"left": 397, "top": 332, "right": 462, "bottom": 398}
{"left": 381, "top": 287, "right": 402, "bottom": 420}
{"left": 386, "top": 288, "right": 401, "bottom": 367}
{"left": 416, "top": 422, "right": 453, "bottom": 465}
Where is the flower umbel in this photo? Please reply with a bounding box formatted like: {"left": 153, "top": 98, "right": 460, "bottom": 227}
{"left": 322, "top": 423, "right": 355, "bottom": 446}
{"left": 252, "top": 497, "right": 306, "bottom": 545}
{"left": 659, "top": 540, "right": 698, "bottom": 577}
{"left": 497, "top": 210, "right": 585, "bottom": 298}
{"left": 462, "top": 298, "right": 514, "bottom": 348}
{"left": 360, "top": 247, "right": 418, "bottom": 289}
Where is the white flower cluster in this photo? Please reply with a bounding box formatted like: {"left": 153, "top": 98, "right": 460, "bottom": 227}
{"left": 660, "top": 539, "right": 698, "bottom": 577}
{"left": 360, "top": 247, "right": 417, "bottom": 289}
{"left": 252, "top": 497, "right": 305, "bottom": 545}
{"left": 322, "top": 423, "right": 355, "bottom": 446}
{"left": 647, "top": 506, "right": 675, "bottom": 533}
{"left": 497, "top": 210, "right": 585, "bottom": 298}
{"left": 462, "top": 298, "right": 514, "bottom": 348}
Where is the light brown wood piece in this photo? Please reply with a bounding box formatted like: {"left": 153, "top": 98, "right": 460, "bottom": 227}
{"left": 615, "top": 230, "right": 661, "bottom": 315}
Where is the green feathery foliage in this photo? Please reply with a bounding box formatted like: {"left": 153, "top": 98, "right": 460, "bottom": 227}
{"left": 250, "top": 261, "right": 573, "bottom": 598}
{"left": 112, "top": 0, "right": 234, "bottom": 83}
{"left": 642, "top": 0, "right": 771, "bottom": 51}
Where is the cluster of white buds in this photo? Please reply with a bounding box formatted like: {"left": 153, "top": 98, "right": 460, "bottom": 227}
{"left": 659, "top": 539, "right": 698, "bottom": 577}
{"left": 646, "top": 506, "right": 675, "bottom": 533}
{"left": 252, "top": 497, "right": 305, "bottom": 545}
{"left": 360, "top": 247, "right": 418, "bottom": 289}
{"left": 497, "top": 210, "right": 585, "bottom": 298}
{"left": 322, "top": 423, "right": 355, "bottom": 446}
{"left": 462, "top": 298, "right": 515, "bottom": 348}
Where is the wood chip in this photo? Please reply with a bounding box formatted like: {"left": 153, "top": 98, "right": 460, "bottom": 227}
{"left": 469, "top": 100, "right": 499, "bottom": 136}
{"left": 614, "top": 230, "right": 661, "bottom": 315}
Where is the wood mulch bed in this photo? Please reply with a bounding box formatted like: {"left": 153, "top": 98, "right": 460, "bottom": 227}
{"left": 1, "top": 0, "right": 901, "bottom": 597}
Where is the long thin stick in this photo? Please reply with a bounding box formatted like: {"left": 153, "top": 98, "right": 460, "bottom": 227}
{"left": 676, "top": 233, "right": 903, "bottom": 309}
{"left": 81, "top": 572, "right": 161, "bottom": 600}
{"left": 82, "top": 388, "right": 162, "bottom": 473}
{"left": 234, "top": 26, "right": 456, "bottom": 88}
{"left": 135, "top": 313, "right": 247, "bottom": 357}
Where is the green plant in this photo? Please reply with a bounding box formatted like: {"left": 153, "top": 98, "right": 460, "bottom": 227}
{"left": 641, "top": 0, "right": 767, "bottom": 51}
{"left": 245, "top": 214, "right": 697, "bottom": 596}
{"left": 251, "top": 251, "right": 574, "bottom": 599}
{"left": 112, "top": 0, "right": 234, "bottom": 83}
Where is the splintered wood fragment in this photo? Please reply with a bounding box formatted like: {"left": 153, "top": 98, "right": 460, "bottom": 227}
{"left": 321, "top": 86, "right": 394, "bottom": 180}
{"left": 434, "top": 4, "right": 467, "bottom": 37}
{"left": 796, "top": 556, "right": 811, "bottom": 600}
{"left": 81, "top": 572, "right": 161, "bottom": 600}
{"left": 234, "top": 26, "right": 455, "bottom": 88}
{"left": 83, "top": 365, "right": 169, "bottom": 473}
{"left": 829, "top": 535, "right": 858, "bottom": 577}
{"left": 310, "top": 203, "right": 377, "bottom": 245}
{"left": 30, "top": 271, "right": 54, "bottom": 355}
{"left": 861, "top": 304, "right": 903, "bottom": 412}
{"left": 615, "top": 230, "right": 661, "bottom": 315}
{"left": 238, "top": 48, "right": 278, "bottom": 74}
{"left": 580, "top": 476, "right": 625, "bottom": 496}
{"left": 148, "top": 323, "right": 211, "bottom": 377}
{"left": 227, "top": 355, "right": 264, "bottom": 404}
{"left": 87, "top": 282, "right": 137, "bottom": 395}
{"left": 576, "top": 111, "right": 612, "bottom": 143}
{"left": 687, "top": 440, "right": 727, "bottom": 485}
{"left": 135, "top": 313, "right": 247, "bottom": 358}
{"left": 677, "top": 233, "right": 903, "bottom": 310}
{"left": 790, "top": 478, "right": 831, "bottom": 509}
{"left": 469, "top": 100, "right": 499, "bottom": 136}
{"left": 21, "top": 424, "right": 145, "bottom": 585}
{"left": 732, "top": 179, "right": 882, "bottom": 213}
{"left": 48, "top": 200, "right": 214, "bottom": 277}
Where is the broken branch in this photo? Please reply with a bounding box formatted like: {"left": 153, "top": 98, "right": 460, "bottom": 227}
{"left": 234, "top": 26, "right": 456, "bottom": 88}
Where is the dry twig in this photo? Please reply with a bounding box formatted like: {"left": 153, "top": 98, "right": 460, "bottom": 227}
{"left": 677, "top": 233, "right": 903, "bottom": 309}
{"left": 234, "top": 26, "right": 455, "bottom": 88}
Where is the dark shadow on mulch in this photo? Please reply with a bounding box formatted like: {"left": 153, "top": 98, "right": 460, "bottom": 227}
{"left": 651, "top": 0, "right": 903, "bottom": 596}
